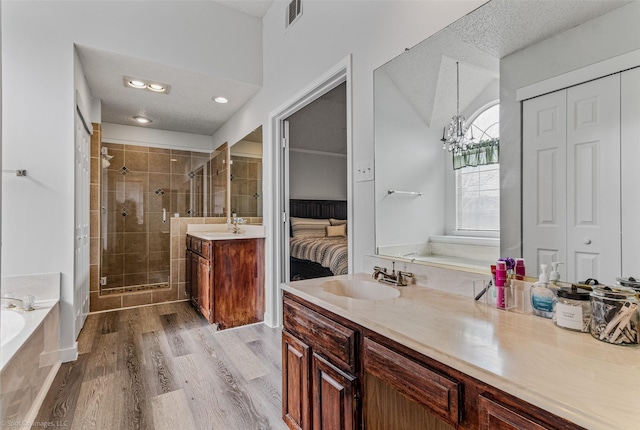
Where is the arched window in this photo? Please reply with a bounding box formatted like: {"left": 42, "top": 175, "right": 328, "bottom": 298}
{"left": 455, "top": 103, "right": 500, "bottom": 232}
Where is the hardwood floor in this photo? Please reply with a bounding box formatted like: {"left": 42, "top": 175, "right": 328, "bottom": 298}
{"left": 34, "top": 302, "right": 287, "bottom": 430}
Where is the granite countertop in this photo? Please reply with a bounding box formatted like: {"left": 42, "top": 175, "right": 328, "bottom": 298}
{"left": 281, "top": 273, "right": 640, "bottom": 430}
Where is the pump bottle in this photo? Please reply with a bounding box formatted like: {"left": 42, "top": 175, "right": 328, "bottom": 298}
{"left": 530, "top": 264, "right": 555, "bottom": 318}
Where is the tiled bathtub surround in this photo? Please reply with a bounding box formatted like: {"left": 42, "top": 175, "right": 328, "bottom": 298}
{"left": 1, "top": 273, "right": 61, "bottom": 428}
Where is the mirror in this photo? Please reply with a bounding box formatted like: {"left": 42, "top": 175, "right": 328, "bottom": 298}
{"left": 230, "top": 126, "right": 263, "bottom": 219}
{"left": 374, "top": 0, "right": 636, "bottom": 281}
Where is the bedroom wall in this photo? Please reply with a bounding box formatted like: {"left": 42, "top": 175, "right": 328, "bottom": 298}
{"left": 289, "top": 150, "right": 347, "bottom": 200}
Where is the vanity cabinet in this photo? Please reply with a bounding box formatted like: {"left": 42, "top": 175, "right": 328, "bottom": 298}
{"left": 186, "top": 235, "right": 264, "bottom": 329}
{"left": 282, "top": 295, "right": 360, "bottom": 430}
{"left": 282, "top": 291, "right": 585, "bottom": 430}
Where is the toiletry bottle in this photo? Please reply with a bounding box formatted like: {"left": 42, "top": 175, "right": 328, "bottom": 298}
{"left": 549, "top": 262, "right": 563, "bottom": 285}
{"left": 495, "top": 261, "right": 507, "bottom": 309}
{"left": 530, "top": 264, "right": 555, "bottom": 318}
{"left": 515, "top": 258, "right": 525, "bottom": 280}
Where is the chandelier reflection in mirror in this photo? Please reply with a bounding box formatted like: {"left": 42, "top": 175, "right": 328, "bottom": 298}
{"left": 441, "top": 61, "right": 475, "bottom": 154}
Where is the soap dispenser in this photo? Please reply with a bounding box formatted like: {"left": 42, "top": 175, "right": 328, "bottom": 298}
{"left": 530, "top": 264, "right": 555, "bottom": 319}
{"left": 549, "top": 262, "right": 563, "bottom": 285}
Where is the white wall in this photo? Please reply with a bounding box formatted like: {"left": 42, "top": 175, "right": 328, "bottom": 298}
{"left": 500, "top": 1, "right": 640, "bottom": 258}
{"left": 289, "top": 150, "right": 347, "bottom": 200}
{"left": 1, "top": 1, "right": 262, "bottom": 358}
{"left": 211, "top": 0, "right": 485, "bottom": 274}
{"left": 375, "top": 68, "right": 444, "bottom": 248}
{"left": 102, "top": 123, "right": 214, "bottom": 153}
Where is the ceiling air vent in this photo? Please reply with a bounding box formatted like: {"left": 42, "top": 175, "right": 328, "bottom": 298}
{"left": 285, "top": 0, "right": 302, "bottom": 28}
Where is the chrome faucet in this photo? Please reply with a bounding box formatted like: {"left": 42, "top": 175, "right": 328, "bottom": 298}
{"left": 372, "top": 262, "right": 414, "bottom": 286}
{"left": 372, "top": 266, "right": 387, "bottom": 280}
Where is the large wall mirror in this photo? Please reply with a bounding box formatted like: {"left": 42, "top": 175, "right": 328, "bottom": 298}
{"left": 374, "top": 0, "right": 639, "bottom": 284}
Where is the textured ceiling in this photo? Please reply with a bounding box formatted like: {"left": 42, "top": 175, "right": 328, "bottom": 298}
{"left": 77, "top": 45, "right": 261, "bottom": 136}
{"left": 380, "top": 0, "right": 630, "bottom": 126}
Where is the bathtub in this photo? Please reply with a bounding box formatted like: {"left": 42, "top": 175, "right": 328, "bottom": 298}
{"left": 1, "top": 273, "right": 61, "bottom": 429}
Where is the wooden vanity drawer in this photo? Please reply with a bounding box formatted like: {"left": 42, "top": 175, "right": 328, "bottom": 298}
{"left": 363, "top": 337, "right": 462, "bottom": 425}
{"left": 283, "top": 297, "right": 357, "bottom": 372}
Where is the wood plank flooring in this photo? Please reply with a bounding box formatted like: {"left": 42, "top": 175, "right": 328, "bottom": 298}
{"left": 34, "top": 302, "right": 287, "bottom": 430}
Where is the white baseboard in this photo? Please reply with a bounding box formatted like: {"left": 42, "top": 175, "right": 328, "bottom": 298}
{"left": 59, "top": 342, "right": 78, "bottom": 363}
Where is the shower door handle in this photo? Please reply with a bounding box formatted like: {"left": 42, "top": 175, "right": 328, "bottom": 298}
{"left": 163, "top": 208, "right": 167, "bottom": 223}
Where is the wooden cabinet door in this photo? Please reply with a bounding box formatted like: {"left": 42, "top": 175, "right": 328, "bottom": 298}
{"left": 213, "top": 239, "right": 265, "bottom": 329}
{"left": 478, "top": 395, "right": 551, "bottom": 430}
{"left": 282, "top": 331, "right": 311, "bottom": 430}
{"left": 312, "top": 353, "right": 358, "bottom": 430}
{"left": 198, "top": 255, "right": 213, "bottom": 322}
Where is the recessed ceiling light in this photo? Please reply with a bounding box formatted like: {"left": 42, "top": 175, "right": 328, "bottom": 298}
{"left": 148, "top": 83, "right": 166, "bottom": 92}
{"left": 123, "top": 76, "right": 171, "bottom": 94}
{"left": 133, "top": 116, "right": 152, "bottom": 124}
{"left": 128, "top": 80, "right": 146, "bottom": 89}
{"left": 214, "top": 96, "right": 228, "bottom": 104}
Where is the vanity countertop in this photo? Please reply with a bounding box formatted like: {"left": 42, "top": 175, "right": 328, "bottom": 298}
{"left": 186, "top": 224, "right": 265, "bottom": 241}
{"left": 281, "top": 273, "right": 640, "bottom": 430}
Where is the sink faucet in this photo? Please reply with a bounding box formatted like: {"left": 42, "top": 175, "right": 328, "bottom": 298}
{"left": 372, "top": 263, "right": 414, "bottom": 286}
{"left": 372, "top": 266, "right": 387, "bottom": 280}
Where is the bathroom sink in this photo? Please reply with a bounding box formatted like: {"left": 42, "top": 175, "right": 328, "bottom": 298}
{"left": 321, "top": 279, "right": 400, "bottom": 300}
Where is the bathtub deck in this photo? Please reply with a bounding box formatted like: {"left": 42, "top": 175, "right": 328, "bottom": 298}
{"left": 33, "top": 301, "right": 286, "bottom": 430}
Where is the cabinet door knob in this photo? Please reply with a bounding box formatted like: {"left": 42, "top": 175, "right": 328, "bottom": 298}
{"left": 584, "top": 238, "right": 592, "bottom": 245}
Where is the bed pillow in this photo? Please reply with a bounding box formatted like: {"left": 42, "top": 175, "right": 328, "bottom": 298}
{"left": 329, "top": 218, "right": 347, "bottom": 226}
{"left": 291, "top": 217, "right": 330, "bottom": 238}
{"left": 326, "top": 224, "right": 347, "bottom": 237}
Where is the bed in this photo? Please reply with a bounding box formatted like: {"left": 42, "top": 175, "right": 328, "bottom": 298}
{"left": 289, "top": 199, "right": 348, "bottom": 280}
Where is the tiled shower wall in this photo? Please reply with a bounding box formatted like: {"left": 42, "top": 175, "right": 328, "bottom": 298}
{"left": 230, "top": 155, "right": 262, "bottom": 217}
{"left": 90, "top": 140, "right": 225, "bottom": 312}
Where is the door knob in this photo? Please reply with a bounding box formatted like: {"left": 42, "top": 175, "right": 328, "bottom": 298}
{"left": 584, "top": 239, "right": 592, "bottom": 245}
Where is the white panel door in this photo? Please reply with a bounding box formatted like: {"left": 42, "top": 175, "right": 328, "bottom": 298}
{"left": 523, "top": 90, "right": 567, "bottom": 277}
{"left": 74, "top": 108, "right": 91, "bottom": 337}
{"left": 621, "top": 67, "right": 640, "bottom": 277}
{"left": 566, "top": 75, "right": 621, "bottom": 284}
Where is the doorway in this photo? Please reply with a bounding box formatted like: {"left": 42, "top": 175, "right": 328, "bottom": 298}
{"left": 265, "top": 56, "right": 353, "bottom": 328}
{"left": 286, "top": 83, "right": 348, "bottom": 282}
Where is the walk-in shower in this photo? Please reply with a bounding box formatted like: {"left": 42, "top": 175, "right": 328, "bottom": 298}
{"left": 99, "top": 143, "right": 223, "bottom": 295}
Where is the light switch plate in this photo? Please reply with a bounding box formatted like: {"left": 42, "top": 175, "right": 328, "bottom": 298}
{"left": 356, "top": 159, "right": 374, "bottom": 182}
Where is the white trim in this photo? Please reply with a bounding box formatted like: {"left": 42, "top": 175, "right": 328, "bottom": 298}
{"left": 517, "top": 49, "right": 640, "bottom": 101}
{"left": 265, "top": 55, "right": 353, "bottom": 328}
{"left": 430, "top": 235, "right": 499, "bottom": 247}
{"left": 59, "top": 342, "right": 78, "bottom": 363}
{"left": 289, "top": 147, "right": 347, "bottom": 158}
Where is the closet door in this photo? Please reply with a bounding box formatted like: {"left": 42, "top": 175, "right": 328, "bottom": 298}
{"left": 621, "top": 68, "right": 640, "bottom": 277}
{"left": 566, "top": 74, "right": 620, "bottom": 284}
{"left": 523, "top": 90, "right": 567, "bottom": 276}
